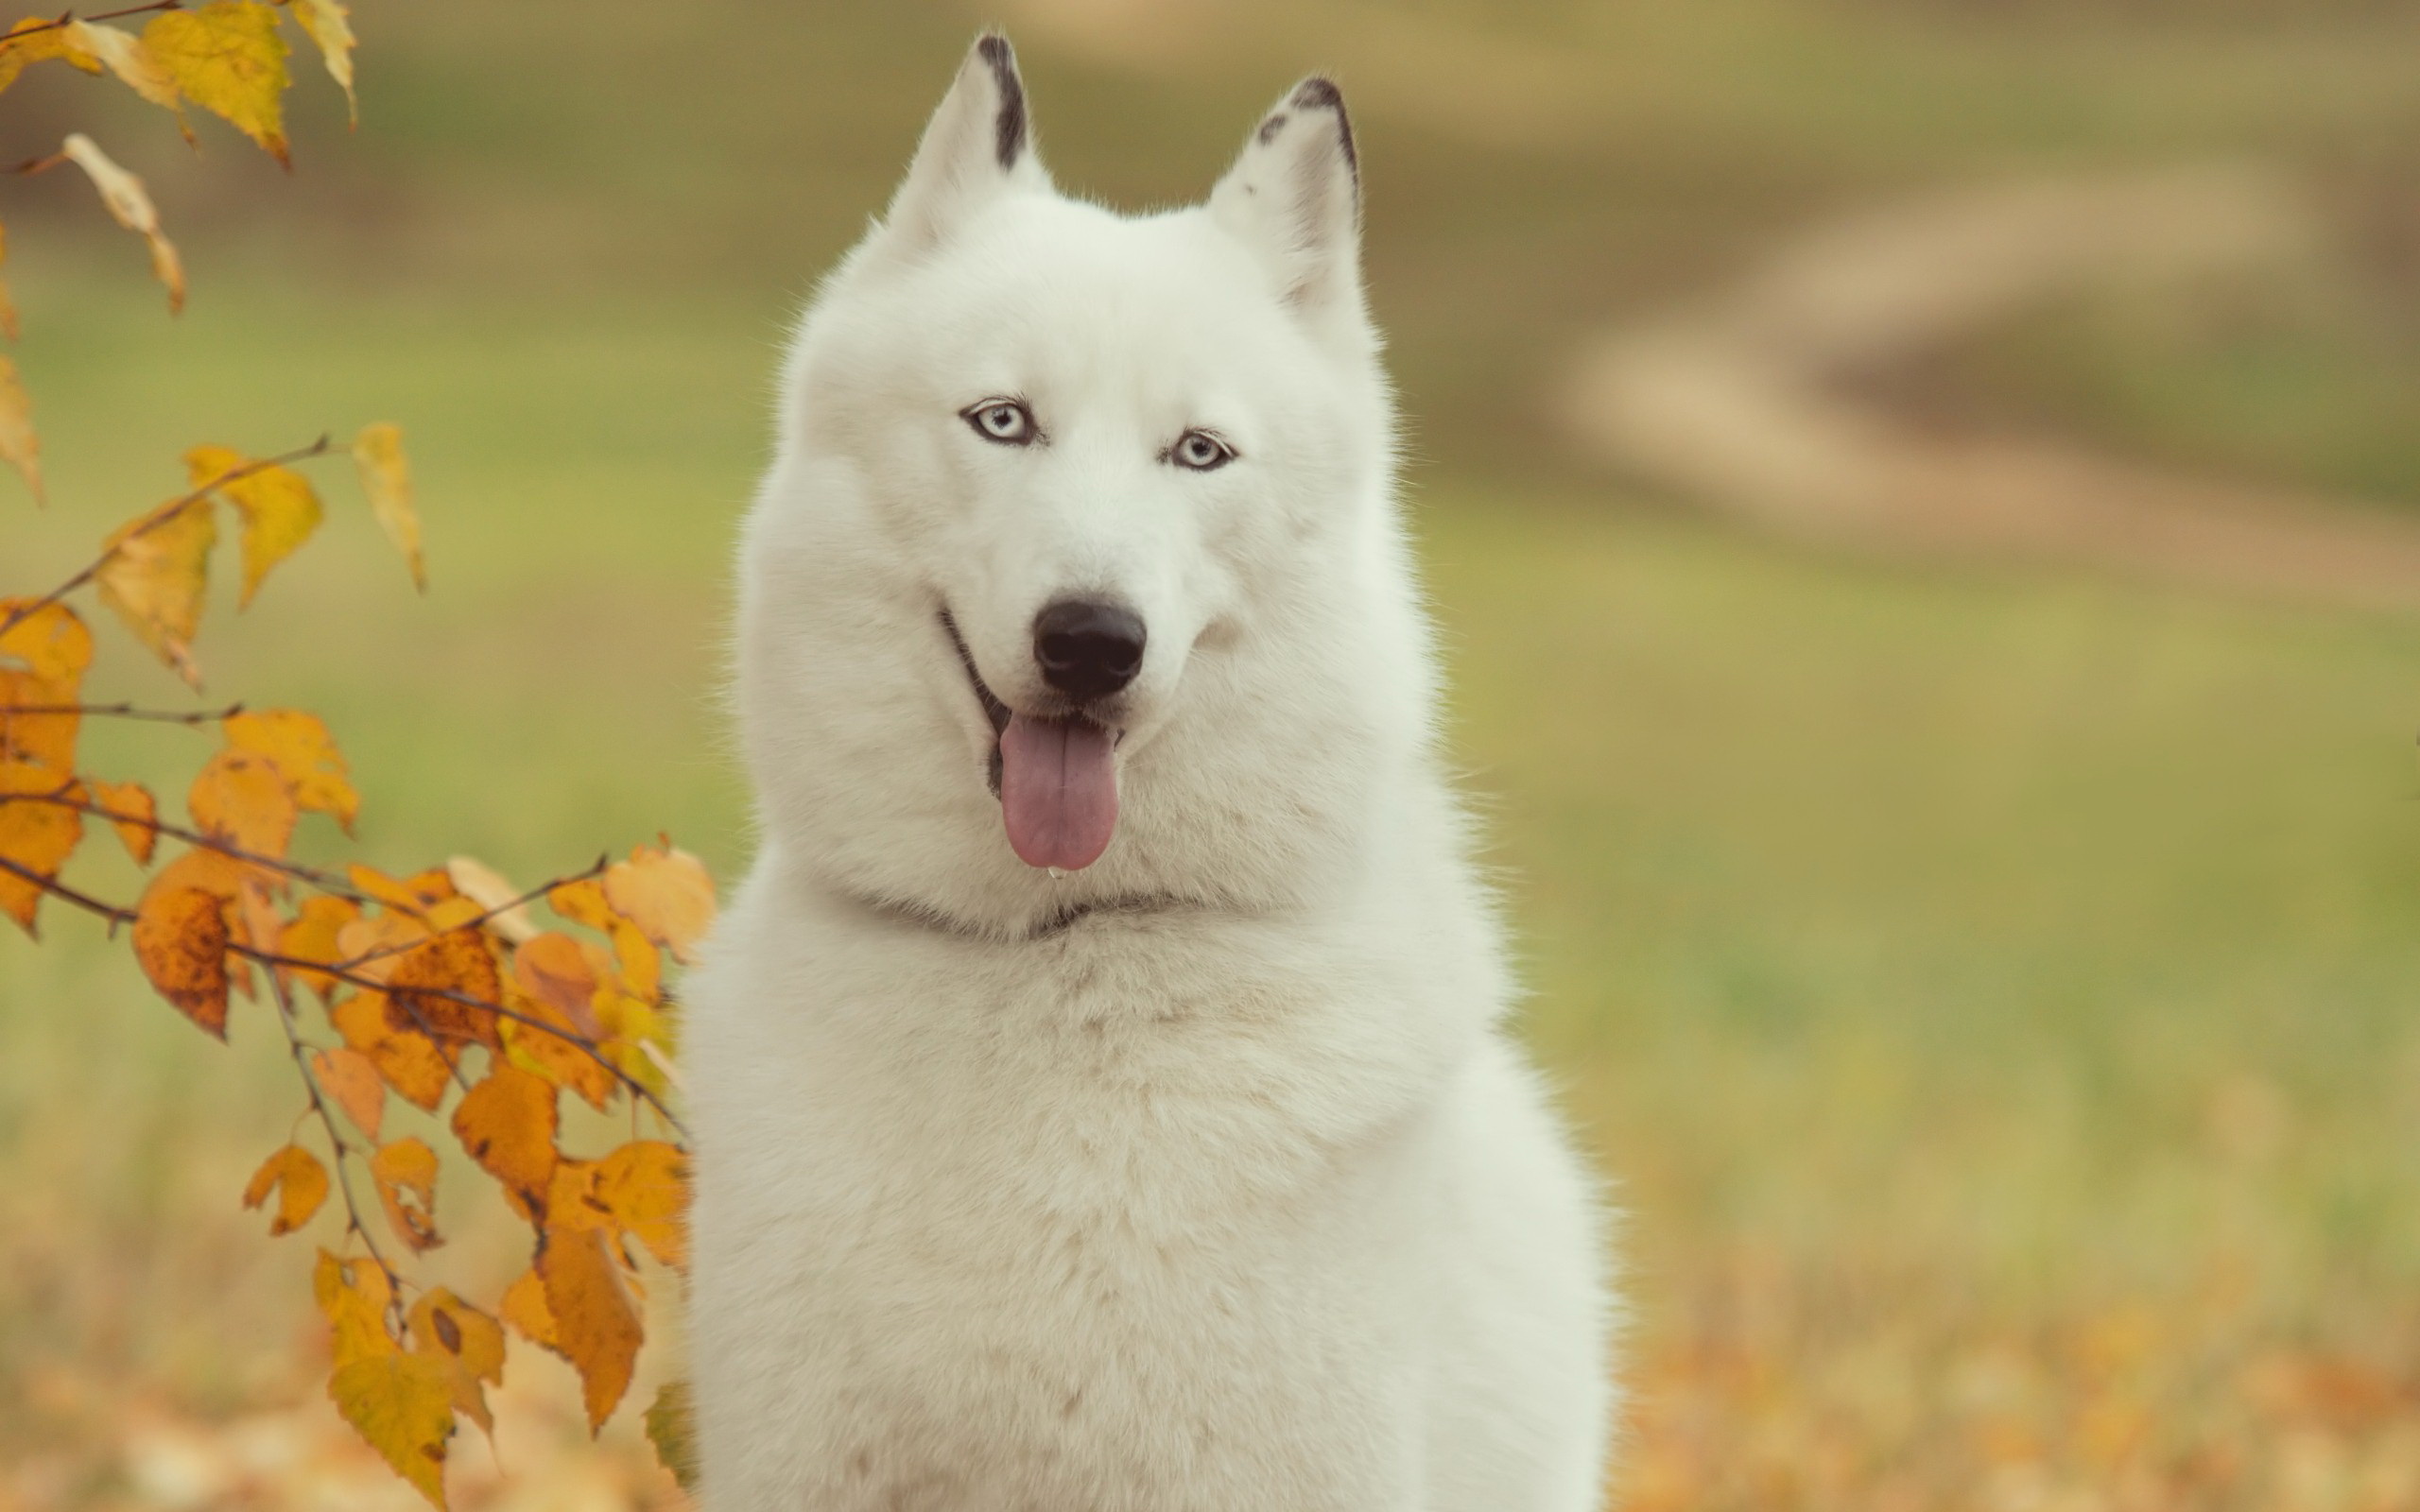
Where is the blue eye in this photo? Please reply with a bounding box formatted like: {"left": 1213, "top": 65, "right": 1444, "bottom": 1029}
{"left": 1170, "top": 429, "right": 1235, "bottom": 471}
{"left": 963, "top": 399, "right": 1036, "bottom": 445}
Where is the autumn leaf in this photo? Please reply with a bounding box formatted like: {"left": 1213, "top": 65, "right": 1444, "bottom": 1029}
{"left": 312, "top": 1247, "right": 394, "bottom": 1368}
{"left": 279, "top": 893, "right": 361, "bottom": 999}
{"left": 69, "top": 21, "right": 187, "bottom": 126}
{"left": 133, "top": 879, "right": 233, "bottom": 1036}
{"left": 603, "top": 838, "right": 717, "bottom": 966}
{"left": 144, "top": 0, "right": 290, "bottom": 165}
{"left": 81, "top": 779, "right": 157, "bottom": 865}
{"left": 332, "top": 992, "right": 452, "bottom": 1112}
{"left": 370, "top": 1137, "right": 442, "bottom": 1252}
{"left": 0, "top": 355, "right": 40, "bottom": 505}
{"left": 287, "top": 0, "right": 354, "bottom": 124}
{"left": 551, "top": 876, "right": 661, "bottom": 1002}
{"left": 336, "top": 907, "right": 429, "bottom": 984}
{"left": 186, "top": 445, "right": 322, "bottom": 608}
{"left": 57, "top": 134, "right": 184, "bottom": 315}
{"left": 0, "top": 762, "right": 80, "bottom": 935}
{"left": 353, "top": 423, "right": 424, "bottom": 591}
{"left": 0, "top": 16, "right": 100, "bottom": 94}
{"left": 499, "top": 1266, "right": 558, "bottom": 1351}
{"left": 646, "top": 1381, "right": 700, "bottom": 1491}
{"left": 348, "top": 861, "right": 453, "bottom": 916}
{"left": 450, "top": 1062, "right": 559, "bottom": 1221}
{"left": 408, "top": 1288, "right": 505, "bottom": 1435}
{"left": 189, "top": 747, "right": 299, "bottom": 857}
{"left": 386, "top": 929, "right": 503, "bottom": 1049}
{"left": 443, "top": 854, "right": 539, "bottom": 944}
{"left": 241, "top": 1143, "right": 329, "bottom": 1236}
{"left": 537, "top": 1223, "right": 644, "bottom": 1432}
{"left": 330, "top": 1351, "right": 456, "bottom": 1508}
{"left": 0, "top": 598, "right": 92, "bottom": 773}
{"left": 593, "top": 1140, "right": 689, "bottom": 1271}
{"left": 226, "top": 708, "right": 358, "bottom": 828}
{"left": 95, "top": 495, "right": 215, "bottom": 686}
{"left": 311, "top": 1044, "right": 385, "bottom": 1143}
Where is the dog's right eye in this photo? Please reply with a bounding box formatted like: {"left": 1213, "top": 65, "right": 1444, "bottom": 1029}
{"left": 962, "top": 399, "right": 1037, "bottom": 447}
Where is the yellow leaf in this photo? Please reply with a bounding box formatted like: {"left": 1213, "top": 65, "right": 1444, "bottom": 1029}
{"left": 143, "top": 1, "right": 289, "bottom": 165}
{"left": 185, "top": 445, "right": 321, "bottom": 608}
{"left": 537, "top": 1223, "right": 644, "bottom": 1432}
{"left": 593, "top": 1140, "right": 689, "bottom": 1271}
{"left": 603, "top": 838, "right": 717, "bottom": 966}
{"left": 280, "top": 892, "right": 361, "bottom": 1000}
{"left": 498, "top": 1266, "right": 558, "bottom": 1351}
{"left": 370, "top": 1137, "right": 442, "bottom": 1252}
{"left": 0, "top": 354, "right": 39, "bottom": 504}
{"left": 287, "top": 0, "right": 353, "bottom": 124}
{"left": 551, "top": 876, "right": 660, "bottom": 1003}
{"left": 312, "top": 1044, "right": 385, "bottom": 1143}
{"left": 188, "top": 747, "right": 298, "bottom": 858}
{"left": 225, "top": 708, "right": 357, "bottom": 828}
{"left": 348, "top": 861, "right": 454, "bottom": 916}
{"left": 0, "top": 17, "right": 100, "bottom": 94}
{"left": 0, "top": 597, "right": 89, "bottom": 685}
{"left": 95, "top": 495, "right": 214, "bottom": 686}
{"left": 443, "top": 854, "right": 539, "bottom": 944}
{"left": 85, "top": 778, "right": 157, "bottom": 865}
{"left": 133, "top": 879, "right": 233, "bottom": 1037}
{"left": 353, "top": 423, "right": 424, "bottom": 591}
{"left": 450, "top": 1062, "right": 559, "bottom": 1221}
{"left": 409, "top": 1288, "right": 504, "bottom": 1435}
{"left": 332, "top": 992, "right": 453, "bottom": 1112}
{"left": 58, "top": 133, "right": 183, "bottom": 315}
{"left": 68, "top": 21, "right": 187, "bottom": 127}
{"left": 0, "top": 598, "right": 93, "bottom": 773}
{"left": 241, "top": 1143, "right": 329, "bottom": 1236}
{"left": 328, "top": 1351, "right": 455, "bottom": 1508}
{"left": 312, "top": 1247, "right": 396, "bottom": 1368}
{"left": 645, "top": 1381, "right": 699, "bottom": 1491}
{"left": 0, "top": 761, "right": 80, "bottom": 936}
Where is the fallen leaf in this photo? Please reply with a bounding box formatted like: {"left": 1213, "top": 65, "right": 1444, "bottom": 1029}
{"left": 353, "top": 423, "right": 424, "bottom": 591}
{"left": 450, "top": 1062, "right": 559, "bottom": 1221}
{"left": 0, "top": 354, "right": 40, "bottom": 504}
{"left": 370, "top": 1137, "right": 441, "bottom": 1252}
{"left": 0, "top": 761, "right": 80, "bottom": 936}
{"left": 186, "top": 445, "right": 321, "bottom": 608}
{"left": 188, "top": 747, "right": 299, "bottom": 857}
{"left": 133, "top": 880, "right": 233, "bottom": 1036}
{"left": 537, "top": 1223, "right": 644, "bottom": 1432}
{"left": 603, "top": 838, "right": 717, "bottom": 965}
{"left": 241, "top": 1143, "right": 329, "bottom": 1235}
{"left": 143, "top": 0, "right": 289, "bottom": 165}
{"left": 84, "top": 778, "right": 157, "bottom": 865}
{"left": 287, "top": 0, "right": 354, "bottom": 123}
{"left": 312, "top": 1044, "right": 385, "bottom": 1143}
{"left": 95, "top": 494, "right": 214, "bottom": 686}
{"left": 58, "top": 133, "right": 184, "bottom": 314}
{"left": 225, "top": 708, "right": 358, "bottom": 828}
{"left": 332, "top": 992, "right": 452, "bottom": 1112}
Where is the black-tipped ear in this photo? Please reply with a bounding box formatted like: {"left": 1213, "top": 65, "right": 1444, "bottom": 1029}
{"left": 1210, "top": 77, "right": 1363, "bottom": 318}
{"left": 874, "top": 32, "right": 1050, "bottom": 261}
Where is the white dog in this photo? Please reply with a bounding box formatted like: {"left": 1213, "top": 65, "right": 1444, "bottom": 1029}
{"left": 686, "top": 34, "right": 1613, "bottom": 1509}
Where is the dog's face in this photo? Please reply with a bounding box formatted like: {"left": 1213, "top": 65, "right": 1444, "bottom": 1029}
{"left": 739, "top": 37, "right": 1425, "bottom": 932}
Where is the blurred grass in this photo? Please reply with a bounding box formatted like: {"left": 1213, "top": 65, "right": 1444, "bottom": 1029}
{"left": 5, "top": 0, "right": 2420, "bottom": 1505}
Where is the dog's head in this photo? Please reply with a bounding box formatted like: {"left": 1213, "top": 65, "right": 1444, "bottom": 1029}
{"left": 737, "top": 34, "right": 1434, "bottom": 933}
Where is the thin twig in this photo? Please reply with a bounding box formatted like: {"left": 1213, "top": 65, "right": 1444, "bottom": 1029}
{"left": 0, "top": 438, "right": 332, "bottom": 641}
{"left": 16, "top": 787, "right": 372, "bottom": 902}
{"left": 0, "top": 700, "right": 241, "bottom": 726}
{"left": 0, "top": 852, "right": 131, "bottom": 929}
{"left": 329, "top": 855, "right": 609, "bottom": 973}
{"left": 0, "top": 1, "right": 182, "bottom": 44}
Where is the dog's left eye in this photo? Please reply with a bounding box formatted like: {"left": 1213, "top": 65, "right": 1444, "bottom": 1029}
{"left": 963, "top": 400, "right": 1036, "bottom": 446}
{"left": 1169, "top": 429, "right": 1236, "bottom": 472}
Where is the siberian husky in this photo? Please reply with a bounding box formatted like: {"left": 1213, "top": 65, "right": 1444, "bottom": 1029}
{"left": 686, "top": 34, "right": 1613, "bottom": 1509}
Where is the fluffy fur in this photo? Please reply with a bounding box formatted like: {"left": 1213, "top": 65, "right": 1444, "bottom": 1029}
{"left": 686, "top": 35, "right": 1614, "bottom": 1509}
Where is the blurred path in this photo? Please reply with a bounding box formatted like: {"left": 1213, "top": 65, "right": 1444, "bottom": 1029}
{"left": 1561, "top": 168, "right": 2420, "bottom": 612}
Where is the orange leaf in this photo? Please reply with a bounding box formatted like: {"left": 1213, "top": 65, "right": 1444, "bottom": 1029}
{"left": 0, "top": 598, "right": 92, "bottom": 773}
{"left": 353, "top": 423, "right": 424, "bottom": 591}
{"left": 279, "top": 893, "right": 360, "bottom": 1000}
{"left": 188, "top": 747, "right": 298, "bottom": 858}
{"left": 57, "top": 133, "right": 183, "bottom": 315}
{"left": 225, "top": 708, "right": 358, "bottom": 829}
{"left": 0, "top": 353, "right": 40, "bottom": 505}
{"left": 0, "top": 597, "right": 92, "bottom": 685}
{"left": 450, "top": 1063, "right": 558, "bottom": 1222}
{"left": 311, "top": 1045, "right": 385, "bottom": 1143}
{"left": 133, "top": 881, "right": 231, "bottom": 1037}
{"left": 386, "top": 929, "right": 503, "bottom": 1049}
{"left": 336, "top": 908, "right": 428, "bottom": 984}
{"left": 0, "top": 762, "right": 79, "bottom": 936}
{"left": 593, "top": 1140, "right": 689, "bottom": 1271}
{"left": 186, "top": 445, "right": 322, "bottom": 609}
{"left": 602, "top": 838, "right": 717, "bottom": 966}
{"left": 408, "top": 1288, "right": 504, "bottom": 1435}
{"left": 241, "top": 1142, "right": 328, "bottom": 1236}
{"left": 95, "top": 494, "right": 214, "bottom": 686}
{"left": 348, "top": 862, "right": 454, "bottom": 916}
{"left": 537, "top": 1223, "right": 643, "bottom": 1432}
{"left": 143, "top": 0, "right": 288, "bottom": 165}
{"left": 332, "top": 993, "right": 452, "bottom": 1112}
{"left": 328, "top": 1352, "right": 455, "bottom": 1508}
{"left": 287, "top": 0, "right": 353, "bottom": 123}
{"left": 442, "top": 854, "right": 538, "bottom": 944}
{"left": 550, "top": 876, "right": 660, "bottom": 1002}
{"left": 370, "top": 1137, "right": 442, "bottom": 1253}
{"left": 84, "top": 779, "right": 157, "bottom": 865}
{"left": 499, "top": 1267, "right": 558, "bottom": 1352}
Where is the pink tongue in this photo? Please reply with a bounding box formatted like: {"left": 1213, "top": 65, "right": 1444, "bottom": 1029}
{"left": 998, "top": 714, "right": 1119, "bottom": 871}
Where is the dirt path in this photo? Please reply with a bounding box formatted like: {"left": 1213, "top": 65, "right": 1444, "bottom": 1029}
{"left": 1560, "top": 167, "right": 2420, "bottom": 613}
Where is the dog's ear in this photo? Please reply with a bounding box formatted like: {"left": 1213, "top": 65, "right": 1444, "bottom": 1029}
{"left": 873, "top": 33, "right": 1049, "bottom": 260}
{"left": 1210, "top": 77, "right": 1364, "bottom": 322}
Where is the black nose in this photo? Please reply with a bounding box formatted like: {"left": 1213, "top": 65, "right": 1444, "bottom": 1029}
{"left": 1033, "top": 598, "right": 1146, "bottom": 702}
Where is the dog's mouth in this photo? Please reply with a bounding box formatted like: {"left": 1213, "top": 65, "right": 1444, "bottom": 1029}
{"left": 940, "top": 610, "right": 1121, "bottom": 873}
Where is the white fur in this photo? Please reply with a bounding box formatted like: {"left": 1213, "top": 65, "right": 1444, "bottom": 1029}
{"left": 686, "top": 36, "right": 1615, "bottom": 1509}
